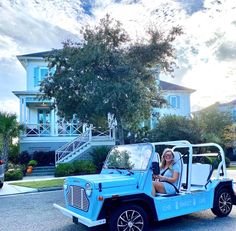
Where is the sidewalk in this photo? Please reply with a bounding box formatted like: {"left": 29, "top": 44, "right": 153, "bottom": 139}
{"left": 0, "top": 175, "right": 63, "bottom": 197}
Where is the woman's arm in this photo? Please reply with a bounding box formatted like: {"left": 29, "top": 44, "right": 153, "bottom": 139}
{"left": 158, "top": 171, "right": 179, "bottom": 183}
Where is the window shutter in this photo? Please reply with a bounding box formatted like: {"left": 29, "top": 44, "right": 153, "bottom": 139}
{"left": 40, "top": 68, "right": 48, "bottom": 80}
{"left": 177, "top": 96, "right": 180, "bottom": 108}
{"left": 34, "top": 67, "right": 39, "bottom": 87}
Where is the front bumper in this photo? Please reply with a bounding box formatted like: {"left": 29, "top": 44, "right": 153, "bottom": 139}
{"left": 53, "top": 203, "right": 106, "bottom": 227}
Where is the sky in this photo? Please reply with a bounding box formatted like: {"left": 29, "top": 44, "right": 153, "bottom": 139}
{"left": 0, "top": 0, "right": 236, "bottom": 115}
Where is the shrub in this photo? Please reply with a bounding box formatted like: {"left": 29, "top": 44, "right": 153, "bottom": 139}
{"left": 28, "top": 159, "right": 38, "bottom": 167}
{"left": 73, "top": 160, "right": 96, "bottom": 175}
{"left": 196, "top": 156, "right": 230, "bottom": 168}
{"left": 55, "top": 163, "right": 74, "bottom": 177}
{"left": 9, "top": 144, "right": 20, "bottom": 164}
{"left": 5, "top": 169, "right": 23, "bottom": 181}
{"left": 32, "top": 151, "right": 55, "bottom": 166}
{"left": 55, "top": 160, "right": 97, "bottom": 177}
{"left": 90, "top": 146, "right": 111, "bottom": 171}
{"left": 225, "top": 156, "right": 230, "bottom": 168}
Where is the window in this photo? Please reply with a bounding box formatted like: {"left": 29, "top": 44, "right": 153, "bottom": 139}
{"left": 34, "top": 67, "right": 55, "bottom": 86}
{"left": 168, "top": 95, "right": 180, "bottom": 109}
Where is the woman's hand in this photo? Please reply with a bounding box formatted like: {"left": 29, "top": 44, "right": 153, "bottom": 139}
{"left": 157, "top": 175, "right": 167, "bottom": 181}
{"left": 152, "top": 174, "right": 159, "bottom": 181}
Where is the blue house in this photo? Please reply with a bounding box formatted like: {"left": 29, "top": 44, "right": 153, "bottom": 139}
{"left": 13, "top": 51, "right": 195, "bottom": 164}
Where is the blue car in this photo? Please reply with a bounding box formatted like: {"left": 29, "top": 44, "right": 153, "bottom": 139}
{"left": 0, "top": 159, "right": 4, "bottom": 189}
{"left": 54, "top": 141, "right": 236, "bottom": 231}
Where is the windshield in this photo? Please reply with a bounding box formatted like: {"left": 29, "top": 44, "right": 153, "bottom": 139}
{"left": 104, "top": 143, "right": 153, "bottom": 171}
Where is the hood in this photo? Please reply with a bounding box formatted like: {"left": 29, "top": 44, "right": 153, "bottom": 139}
{"left": 70, "top": 174, "right": 137, "bottom": 189}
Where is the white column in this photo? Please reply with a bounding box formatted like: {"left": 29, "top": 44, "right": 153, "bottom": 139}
{"left": 51, "top": 108, "right": 55, "bottom": 136}
{"left": 54, "top": 107, "right": 58, "bottom": 136}
{"left": 23, "top": 97, "right": 27, "bottom": 124}
{"left": 19, "top": 97, "right": 23, "bottom": 124}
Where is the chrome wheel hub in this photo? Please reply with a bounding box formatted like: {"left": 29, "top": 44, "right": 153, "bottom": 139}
{"left": 117, "top": 209, "right": 144, "bottom": 231}
{"left": 219, "top": 192, "right": 232, "bottom": 214}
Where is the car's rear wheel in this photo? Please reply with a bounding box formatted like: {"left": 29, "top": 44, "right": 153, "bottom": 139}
{"left": 109, "top": 204, "right": 148, "bottom": 231}
{"left": 0, "top": 182, "right": 3, "bottom": 189}
{"left": 211, "top": 188, "right": 233, "bottom": 217}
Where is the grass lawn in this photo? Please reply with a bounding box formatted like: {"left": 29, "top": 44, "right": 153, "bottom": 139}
{"left": 10, "top": 179, "right": 64, "bottom": 189}
{"left": 227, "top": 166, "right": 236, "bottom": 170}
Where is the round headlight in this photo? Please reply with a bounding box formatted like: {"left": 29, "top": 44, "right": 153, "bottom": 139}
{"left": 63, "top": 179, "right": 68, "bottom": 190}
{"left": 85, "top": 183, "right": 92, "bottom": 197}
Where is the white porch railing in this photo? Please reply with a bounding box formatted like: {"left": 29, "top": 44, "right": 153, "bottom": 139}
{"left": 22, "top": 122, "right": 85, "bottom": 137}
{"left": 24, "top": 123, "right": 51, "bottom": 137}
{"left": 55, "top": 126, "right": 115, "bottom": 164}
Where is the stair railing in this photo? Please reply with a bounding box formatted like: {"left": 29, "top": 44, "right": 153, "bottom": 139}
{"left": 55, "top": 128, "right": 91, "bottom": 164}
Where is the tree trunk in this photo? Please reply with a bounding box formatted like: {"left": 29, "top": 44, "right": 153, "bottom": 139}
{"left": 116, "top": 117, "right": 124, "bottom": 145}
{"left": 2, "top": 136, "right": 9, "bottom": 171}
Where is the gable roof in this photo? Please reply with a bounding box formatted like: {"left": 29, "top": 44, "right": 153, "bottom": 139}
{"left": 159, "top": 80, "right": 195, "bottom": 93}
{"left": 220, "top": 99, "right": 236, "bottom": 107}
{"left": 17, "top": 50, "right": 56, "bottom": 59}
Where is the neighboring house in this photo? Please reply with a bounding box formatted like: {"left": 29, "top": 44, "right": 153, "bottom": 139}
{"left": 193, "top": 100, "right": 236, "bottom": 121}
{"left": 217, "top": 100, "right": 236, "bottom": 122}
{"left": 13, "top": 51, "right": 195, "bottom": 163}
{"left": 150, "top": 80, "right": 195, "bottom": 128}
{"left": 193, "top": 100, "right": 236, "bottom": 160}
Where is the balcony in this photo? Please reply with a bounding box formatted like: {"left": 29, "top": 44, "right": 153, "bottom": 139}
{"left": 22, "top": 121, "right": 85, "bottom": 137}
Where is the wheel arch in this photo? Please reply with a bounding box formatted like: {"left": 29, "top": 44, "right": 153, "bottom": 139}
{"left": 213, "top": 181, "right": 235, "bottom": 205}
{"left": 214, "top": 181, "right": 234, "bottom": 196}
{"left": 97, "top": 193, "right": 158, "bottom": 222}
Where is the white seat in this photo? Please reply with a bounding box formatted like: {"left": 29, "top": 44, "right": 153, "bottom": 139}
{"left": 182, "top": 163, "right": 212, "bottom": 190}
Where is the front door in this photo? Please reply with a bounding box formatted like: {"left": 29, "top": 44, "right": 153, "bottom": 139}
{"left": 38, "top": 109, "right": 51, "bottom": 135}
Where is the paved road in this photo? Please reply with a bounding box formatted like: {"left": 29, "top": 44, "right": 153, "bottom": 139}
{"left": 1, "top": 190, "right": 236, "bottom": 231}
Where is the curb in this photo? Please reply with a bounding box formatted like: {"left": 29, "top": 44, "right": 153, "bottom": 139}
{"left": 0, "top": 186, "right": 63, "bottom": 197}
{"left": 37, "top": 186, "right": 63, "bottom": 192}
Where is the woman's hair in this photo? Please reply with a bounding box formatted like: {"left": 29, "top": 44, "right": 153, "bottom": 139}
{"left": 160, "top": 148, "right": 174, "bottom": 169}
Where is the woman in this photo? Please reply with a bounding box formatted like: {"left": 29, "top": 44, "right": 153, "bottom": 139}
{"left": 152, "top": 148, "right": 180, "bottom": 196}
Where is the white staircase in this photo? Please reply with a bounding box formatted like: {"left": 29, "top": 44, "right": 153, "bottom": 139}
{"left": 55, "top": 126, "right": 115, "bottom": 164}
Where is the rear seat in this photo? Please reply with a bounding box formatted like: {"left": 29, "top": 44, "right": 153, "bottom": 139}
{"left": 181, "top": 163, "right": 212, "bottom": 191}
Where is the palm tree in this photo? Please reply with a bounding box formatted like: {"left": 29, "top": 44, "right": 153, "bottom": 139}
{"left": 0, "top": 112, "right": 21, "bottom": 170}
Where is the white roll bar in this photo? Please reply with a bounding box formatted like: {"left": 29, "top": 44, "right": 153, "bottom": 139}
{"left": 151, "top": 141, "right": 227, "bottom": 193}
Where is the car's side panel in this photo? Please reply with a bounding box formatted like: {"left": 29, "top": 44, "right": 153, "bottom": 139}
{"left": 154, "top": 189, "right": 214, "bottom": 220}
{"left": 97, "top": 193, "right": 158, "bottom": 221}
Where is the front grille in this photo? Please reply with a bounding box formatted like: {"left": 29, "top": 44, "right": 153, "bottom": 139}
{"left": 67, "top": 185, "right": 89, "bottom": 212}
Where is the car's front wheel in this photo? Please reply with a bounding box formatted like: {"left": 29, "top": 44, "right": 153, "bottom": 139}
{"left": 0, "top": 182, "right": 3, "bottom": 189}
{"left": 211, "top": 188, "right": 233, "bottom": 217}
{"left": 109, "top": 204, "right": 148, "bottom": 231}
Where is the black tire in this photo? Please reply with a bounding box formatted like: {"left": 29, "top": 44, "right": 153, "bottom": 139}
{"left": 211, "top": 188, "right": 233, "bottom": 217}
{"left": 109, "top": 204, "right": 149, "bottom": 231}
{"left": 0, "top": 182, "right": 3, "bottom": 189}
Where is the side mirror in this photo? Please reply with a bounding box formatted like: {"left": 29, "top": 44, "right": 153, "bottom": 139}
{"left": 152, "top": 162, "right": 160, "bottom": 175}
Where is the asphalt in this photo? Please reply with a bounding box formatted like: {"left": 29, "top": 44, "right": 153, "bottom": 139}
{"left": 0, "top": 175, "right": 64, "bottom": 196}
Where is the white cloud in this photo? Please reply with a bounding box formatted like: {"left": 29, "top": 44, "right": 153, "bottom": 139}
{"left": 0, "top": 0, "right": 236, "bottom": 114}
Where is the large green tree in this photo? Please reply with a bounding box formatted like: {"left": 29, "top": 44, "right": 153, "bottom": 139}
{"left": 193, "top": 105, "right": 233, "bottom": 147}
{"left": 0, "top": 112, "right": 21, "bottom": 170}
{"left": 41, "top": 15, "right": 182, "bottom": 144}
{"left": 147, "top": 115, "right": 202, "bottom": 143}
